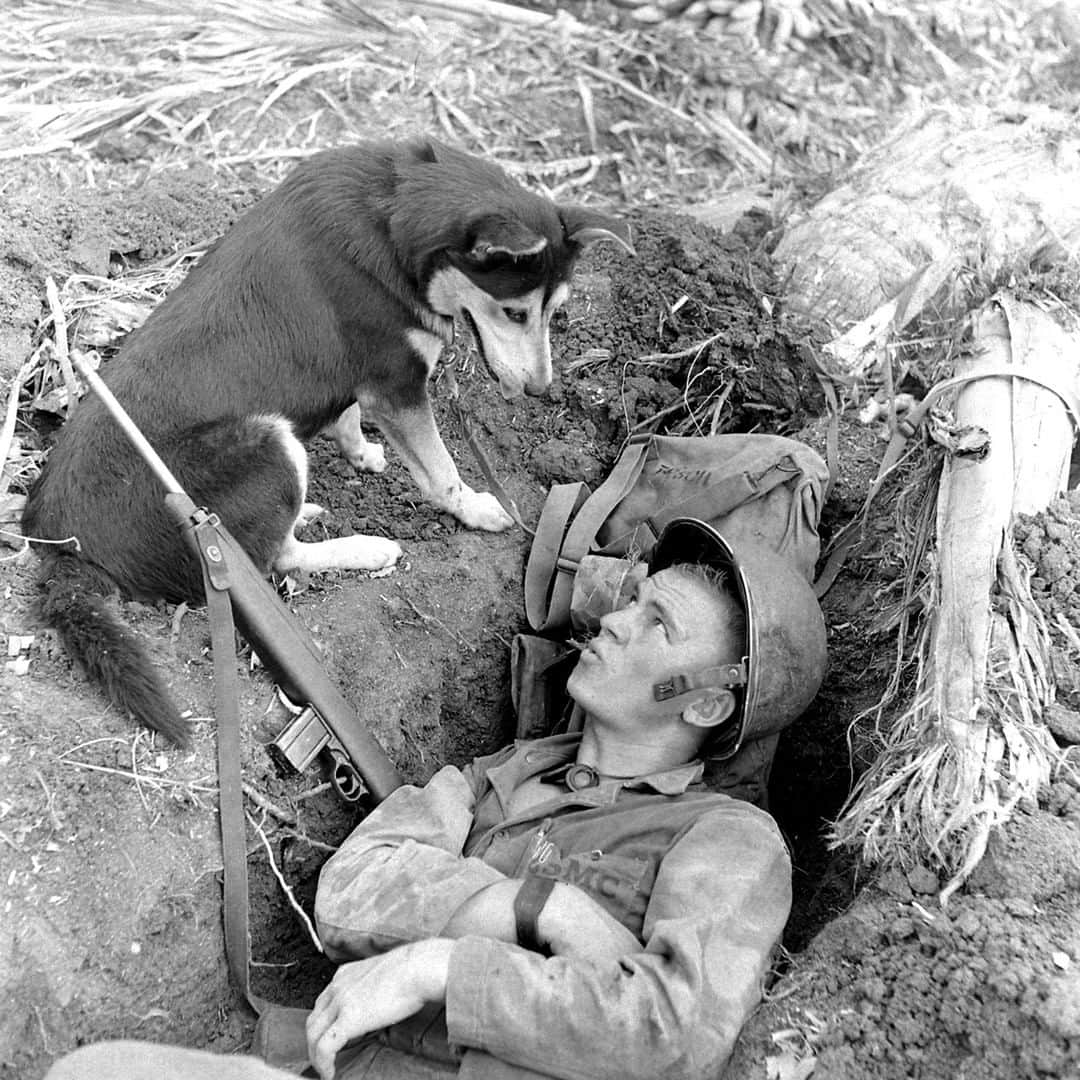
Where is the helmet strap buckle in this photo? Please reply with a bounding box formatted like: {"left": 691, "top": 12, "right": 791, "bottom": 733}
{"left": 652, "top": 659, "right": 748, "bottom": 703}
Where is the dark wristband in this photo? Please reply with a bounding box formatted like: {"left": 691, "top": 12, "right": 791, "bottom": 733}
{"left": 513, "top": 875, "right": 557, "bottom": 953}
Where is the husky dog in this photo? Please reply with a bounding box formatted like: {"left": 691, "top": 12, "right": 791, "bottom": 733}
{"left": 23, "top": 137, "right": 633, "bottom": 745}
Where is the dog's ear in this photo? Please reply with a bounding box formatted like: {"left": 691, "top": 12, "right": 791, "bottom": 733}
{"left": 560, "top": 206, "right": 635, "bottom": 255}
{"left": 467, "top": 215, "right": 549, "bottom": 263}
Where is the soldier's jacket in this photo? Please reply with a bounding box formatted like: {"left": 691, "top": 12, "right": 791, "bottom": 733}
{"left": 316, "top": 733, "right": 791, "bottom": 1080}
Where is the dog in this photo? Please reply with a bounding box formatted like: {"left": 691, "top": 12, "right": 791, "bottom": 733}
{"left": 23, "top": 137, "right": 633, "bottom": 746}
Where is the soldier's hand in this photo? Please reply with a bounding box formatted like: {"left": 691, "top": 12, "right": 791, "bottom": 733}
{"left": 306, "top": 939, "right": 453, "bottom": 1079}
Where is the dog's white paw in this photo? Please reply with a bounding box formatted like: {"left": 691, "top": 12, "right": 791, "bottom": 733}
{"left": 297, "top": 502, "right": 325, "bottom": 527}
{"left": 456, "top": 490, "right": 514, "bottom": 532}
{"left": 276, "top": 534, "right": 402, "bottom": 574}
{"left": 344, "top": 535, "right": 402, "bottom": 570}
{"left": 346, "top": 440, "right": 387, "bottom": 474}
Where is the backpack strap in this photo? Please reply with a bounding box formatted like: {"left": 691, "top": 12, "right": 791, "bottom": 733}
{"left": 524, "top": 438, "right": 652, "bottom": 632}
{"left": 524, "top": 481, "right": 591, "bottom": 632}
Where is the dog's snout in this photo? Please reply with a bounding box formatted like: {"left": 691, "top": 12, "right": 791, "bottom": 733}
{"left": 524, "top": 376, "right": 550, "bottom": 397}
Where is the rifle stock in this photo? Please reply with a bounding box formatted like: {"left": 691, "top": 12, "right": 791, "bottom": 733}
{"left": 75, "top": 355, "right": 402, "bottom": 804}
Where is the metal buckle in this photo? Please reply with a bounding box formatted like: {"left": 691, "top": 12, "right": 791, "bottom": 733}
{"left": 653, "top": 678, "right": 678, "bottom": 702}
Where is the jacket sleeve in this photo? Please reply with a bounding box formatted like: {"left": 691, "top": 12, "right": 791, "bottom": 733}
{"left": 314, "top": 763, "right": 507, "bottom": 960}
{"left": 444, "top": 800, "right": 792, "bottom": 1080}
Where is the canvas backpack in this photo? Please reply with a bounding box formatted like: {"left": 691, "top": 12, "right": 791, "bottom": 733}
{"left": 512, "top": 431, "right": 830, "bottom": 806}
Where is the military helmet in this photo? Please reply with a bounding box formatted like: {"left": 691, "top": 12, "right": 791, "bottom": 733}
{"left": 648, "top": 517, "right": 828, "bottom": 759}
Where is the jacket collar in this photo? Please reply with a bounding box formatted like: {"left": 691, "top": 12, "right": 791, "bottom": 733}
{"left": 485, "top": 733, "right": 706, "bottom": 811}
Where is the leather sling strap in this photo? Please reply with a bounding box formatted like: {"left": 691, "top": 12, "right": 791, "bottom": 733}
{"left": 193, "top": 516, "right": 270, "bottom": 1017}
{"left": 813, "top": 362, "right": 1080, "bottom": 599}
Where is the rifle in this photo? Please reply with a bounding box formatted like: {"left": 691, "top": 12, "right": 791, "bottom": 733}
{"left": 71, "top": 355, "right": 403, "bottom": 805}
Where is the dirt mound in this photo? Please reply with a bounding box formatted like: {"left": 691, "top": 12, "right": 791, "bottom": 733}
{"left": 729, "top": 775, "right": 1080, "bottom": 1080}
{"left": 1015, "top": 493, "right": 1080, "bottom": 729}
{"left": 1015, "top": 491, "right": 1080, "bottom": 634}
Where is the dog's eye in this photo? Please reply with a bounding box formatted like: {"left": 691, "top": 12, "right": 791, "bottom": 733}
{"left": 502, "top": 308, "right": 528, "bottom": 325}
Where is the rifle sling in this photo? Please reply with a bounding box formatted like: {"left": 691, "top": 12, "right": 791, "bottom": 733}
{"left": 198, "top": 529, "right": 271, "bottom": 1017}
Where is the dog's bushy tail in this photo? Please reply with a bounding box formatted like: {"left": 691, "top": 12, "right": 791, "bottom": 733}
{"left": 38, "top": 553, "right": 192, "bottom": 748}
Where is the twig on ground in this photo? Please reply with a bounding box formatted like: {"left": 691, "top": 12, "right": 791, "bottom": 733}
{"left": 45, "top": 277, "right": 82, "bottom": 416}
{"left": 60, "top": 758, "right": 217, "bottom": 793}
{"left": 1, "top": 358, "right": 37, "bottom": 496}
{"left": 246, "top": 809, "right": 323, "bottom": 953}
{"left": 33, "top": 770, "right": 63, "bottom": 833}
{"left": 397, "top": 587, "right": 474, "bottom": 651}
{"left": 170, "top": 602, "right": 190, "bottom": 645}
{"left": 634, "top": 332, "right": 724, "bottom": 364}
{"left": 242, "top": 782, "right": 298, "bottom": 826}
{"left": 293, "top": 782, "right": 332, "bottom": 801}
{"left": 281, "top": 829, "right": 338, "bottom": 854}
{"left": 130, "top": 732, "right": 150, "bottom": 813}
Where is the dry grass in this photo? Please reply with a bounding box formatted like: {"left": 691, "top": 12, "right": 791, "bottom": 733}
{"left": 2, "top": 0, "right": 1065, "bottom": 196}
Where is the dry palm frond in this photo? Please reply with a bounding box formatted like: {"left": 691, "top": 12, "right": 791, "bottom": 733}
{"left": 832, "top": 537, "right": 1059, "bottom": 902}
{"left": 831, "top": 294, "right": 1076, "bottom": 899}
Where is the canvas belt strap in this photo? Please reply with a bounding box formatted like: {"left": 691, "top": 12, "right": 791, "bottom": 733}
{"left": 813, "top": 363, "right": 1080, "bottom": 599}
{"left": 193, "top": 518, "right": 270, "bottom": 1017}
{"left": 524, "top": 438, "right": 648, "bottom": 632}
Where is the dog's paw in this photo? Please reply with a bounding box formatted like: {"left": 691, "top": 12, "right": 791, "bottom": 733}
{"left": 346, "top": 440, "right": 387, "bottom": 474}
{"left": 456, "top": 490, "right": 514, "bottom": 532}
{"left": 276, "top": 534, "right": 402, "bottom": 575}
{"left": 343, "top": 535, "right": 403, "bottom": 570}
{"left": 297, "top": 502, "right": 325, "bottom": 528}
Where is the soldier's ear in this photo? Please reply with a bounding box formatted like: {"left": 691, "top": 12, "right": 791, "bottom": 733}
{"left": 681, "top": 690, "right": 736, "bottom": 731}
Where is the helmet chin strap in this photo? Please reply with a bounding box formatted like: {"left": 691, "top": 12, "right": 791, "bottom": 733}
{"left": 652, "top": 660, "right": 748, "bottom": 706}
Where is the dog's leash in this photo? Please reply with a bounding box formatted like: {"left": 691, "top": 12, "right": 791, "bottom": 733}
{"left": 441, "top": 366, "right": 535, "bottom": 538}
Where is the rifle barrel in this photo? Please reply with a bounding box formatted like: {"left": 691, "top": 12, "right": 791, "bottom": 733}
{"left": 70, "top": 354, "right": 185, "bottom": 496}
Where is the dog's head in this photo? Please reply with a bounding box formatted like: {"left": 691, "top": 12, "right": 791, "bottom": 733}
{"left": 395, "top": 141, "right": 634, "bottom": 399}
